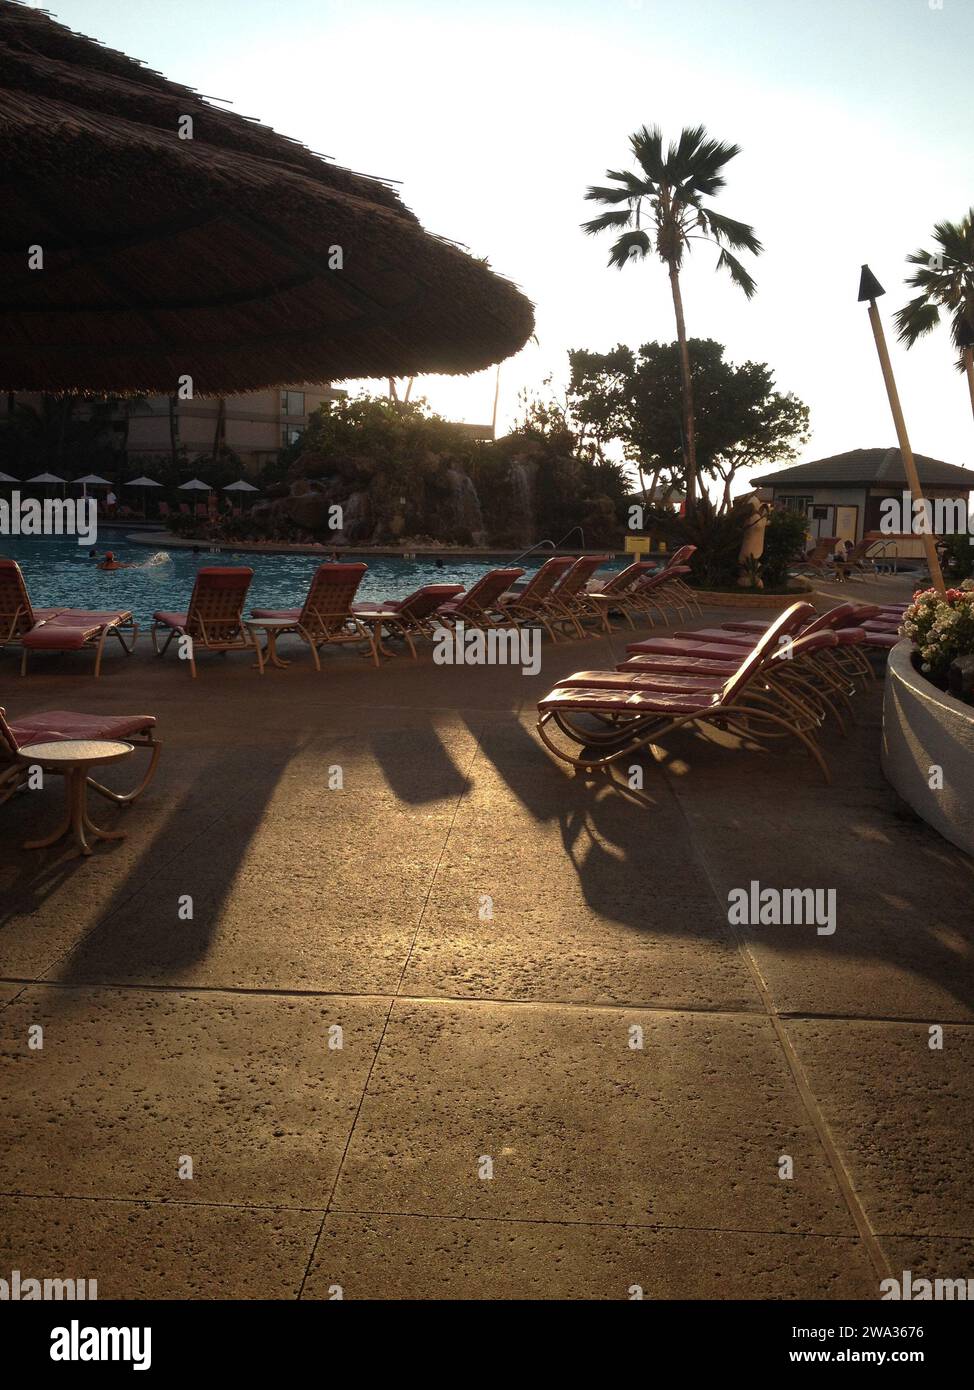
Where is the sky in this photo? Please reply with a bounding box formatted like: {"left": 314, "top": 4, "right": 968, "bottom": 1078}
{"left": 36, "top": 0, "right": 974, "bottom": 491}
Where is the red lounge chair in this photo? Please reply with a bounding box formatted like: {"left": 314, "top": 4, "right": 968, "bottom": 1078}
{"left": 0, "top": 705, "right": 160, "bottom": 808}
{"left": 0, "top": 558, "right": 64, "bottom": 652}
{"left": 541, "top": 555, "right": 613, "bottom": 638}
{"left": 625, "top": 564, "right": 697, "bottom": 623}
{"left": 711, "top": 601, "right": 876, "bottom": 684}
{"left": 574, "top": 560, "right": 658, "bottom": 631}
{"left": 536, "top": 604, "right": 836, "bottom": 784}
{"left": 151, "top": 567, "right": 254, "bottom": 677}
{"left": 351, "top": 583, "right": 464, "bottom": 659}
{"left": 251, "top": 562, "right": 377, "bottom": 667}
{"left": 20, "top": 609, "right": 140, "bottom": 679}
{"left": 618, "top": 602, "right": 867, "bottom": 730}
{"left": 1, "top": 560, "right": 138, "bottom": 678}
{"left": 434, "top": 568, "right": 525, "bottom": 631}
{"left": 497, "top": 557, "right": 576, "bottom": 640}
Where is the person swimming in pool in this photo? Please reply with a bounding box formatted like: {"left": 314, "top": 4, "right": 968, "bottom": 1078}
{"left": 97, "top": 550, "right": 134, "bottom": 571}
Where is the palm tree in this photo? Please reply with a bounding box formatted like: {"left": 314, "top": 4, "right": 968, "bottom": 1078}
{"left": 583, "top": 125, "right": 762, "bottom": 508}
{"left": 894, "top": 210, "right": 974, "bottom": 423}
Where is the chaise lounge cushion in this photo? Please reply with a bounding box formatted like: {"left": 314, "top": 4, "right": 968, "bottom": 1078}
{"left": 22, "top": 610, "right": 133, "bottom": 650}
{"left": 555, "top": 670, "right": 724, "bottom": 694}
{"left": 538, "top": 686, "right": 718, "bottom": 715}
{"left": 250, "top": 608, "right": 300, "bottom": 621}
{"left": 8, "top": 710, "right": 156, "bottom": 745}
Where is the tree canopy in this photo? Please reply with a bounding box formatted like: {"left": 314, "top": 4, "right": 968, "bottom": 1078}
{"left": 567, "top": 338, "right": 809, "bottom": 509}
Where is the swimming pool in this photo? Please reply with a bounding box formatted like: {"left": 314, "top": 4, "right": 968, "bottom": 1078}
{"left": 0, "top": 535, "right": 627, "bottom": 624}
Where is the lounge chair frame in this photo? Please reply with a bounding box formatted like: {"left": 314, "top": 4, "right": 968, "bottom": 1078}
{"left": 0, "top": 707, "right": 161, "bottom": 809}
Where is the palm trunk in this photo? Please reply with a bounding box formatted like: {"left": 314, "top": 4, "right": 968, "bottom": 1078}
{"left": 668, "top": 263, "right": 697, "bottom": 510}
{"left": 965, "top": 346, "right": 974, "bottom": 424}
{"left": 213, "top": 397, "right": 226, "bottom": 459}
{"left": 636, "top": 462, "right": 649, "bottom": 506}
{"left": 168, "top": 395, "right": 179, "bottom": 468}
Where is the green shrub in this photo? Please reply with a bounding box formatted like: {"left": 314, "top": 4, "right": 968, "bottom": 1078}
{"left": 761, "top": 508, "right": 808, "bottom": 588}
{"left": 941, "top": 532, "right": 974, "bottom": 583}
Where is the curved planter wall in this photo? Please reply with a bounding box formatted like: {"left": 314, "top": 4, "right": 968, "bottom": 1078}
{"left": 882, "top": 640, "right": 974, "bottom": 857}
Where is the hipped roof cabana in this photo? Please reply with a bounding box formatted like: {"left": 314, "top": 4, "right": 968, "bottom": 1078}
{"left": 0, "top": 2, "right": 535, "bottom": 394}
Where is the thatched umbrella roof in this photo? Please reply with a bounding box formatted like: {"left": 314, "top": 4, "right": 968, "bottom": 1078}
{"left": 0, "top": 2, "right": 534, "bottom": 394}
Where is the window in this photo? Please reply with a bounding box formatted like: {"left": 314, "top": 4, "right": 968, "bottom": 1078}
{"left": 280, "top": 390, "right": 306, "bottom": 417}
{"left": 780, "top": 495, "right": 812, "bottom": 515}
{"left": 282, "top": 425, "right": 304, "bottom": 447}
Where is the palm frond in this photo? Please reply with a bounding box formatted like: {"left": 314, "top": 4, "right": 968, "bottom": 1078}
{"left": 700, "top": 209, "right": 763, "bottom": 255}
{"left": 668, "top": 125, "right": 741, "bottom": 195}
{"left": 605, "top": 168, "right": 652, "bottom": 198}
{"left": 716, "top": 248, "right": 757, "bottom": 298}
{"left": 629, "top": 124, "right": 665, "bottom": 183}
{"left": 584, "top": 183, "right": 635, "bottom": 206}
{"left": 894, "top": 296, "right": 941, "bottom": 346}
{"left": 581, "top": 208, "right": 634, "bottom": 237}
{"left": 899, "top": 211, "right": 974, "bottom": 351}
{"left": 606, "top": 229, "right": 652, "bottom": 268}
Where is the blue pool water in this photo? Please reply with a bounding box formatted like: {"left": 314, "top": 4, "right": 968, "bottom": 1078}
{"left": 0, "top": 535, "right": 626, "bottom": 625}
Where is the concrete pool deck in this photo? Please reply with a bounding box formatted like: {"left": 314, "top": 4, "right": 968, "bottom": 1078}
{"left": 1, "top": 593, "right": 972, "bottom": 1300}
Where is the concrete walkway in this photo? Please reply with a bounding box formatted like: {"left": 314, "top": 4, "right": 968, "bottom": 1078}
{"left": 1, "top": 600, "right": 971, "bottom": 1300}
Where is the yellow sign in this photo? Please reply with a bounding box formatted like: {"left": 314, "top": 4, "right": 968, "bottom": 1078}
{"left": 624, "top": 535, "right": 651, "bottom": 555}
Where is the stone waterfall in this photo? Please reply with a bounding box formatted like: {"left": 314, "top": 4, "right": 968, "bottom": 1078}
{"left": 509, "top": 460, "right": 535, "bottom": 547}
{"left": 445, "top": 468, "right": 487, "bottom": 545}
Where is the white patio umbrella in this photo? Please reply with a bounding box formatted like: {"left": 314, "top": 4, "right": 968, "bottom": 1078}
{"left": 223, "top": 478, "right": 259, "bottom": 512}
{"left": 179, "top": 478, "right": 211, "bottom": 490}
{"left": 126, "top": 474, "right": 162, "bottom": 518}
{"left": 73, "top": 472, "right": 112, "bottom": 499}
{"left": 27, "top": 471, "right": 66, "bottom": 496}
{"left": 0, "top": 470, "right": 18, "bottom": 483}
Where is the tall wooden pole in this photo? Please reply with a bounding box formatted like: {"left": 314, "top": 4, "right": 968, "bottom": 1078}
{"left": 859, "top": 265, "right": 946, "bottom": 595}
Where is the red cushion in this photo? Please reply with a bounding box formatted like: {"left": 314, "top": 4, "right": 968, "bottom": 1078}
{"left": 9, "top": 710, "right": 156, "bottom": 746}
{"left": 539, "top": 686, "right": 716, "bottom": 715}
{"left": 46, "top": 609, "right": 130, "bottom": 626}
{"left": 152, "top": 611, "right": 189, "bottom": 628}
{"left": 555, "top": 670, "right": 723, "bottom": 693}
{"left": 672, "top": 627, "right": 754, "bottom": 646}
{"left": 22, "top": 624, "right": 97, "bottom": 651}
{"left": 618, "top": 654, "right": 740, "bottom": 676}
{"left": 627, "top": 638, "right": 749, "bottom": 661}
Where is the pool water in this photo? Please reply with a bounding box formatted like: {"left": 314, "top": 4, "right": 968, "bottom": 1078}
{"left": 0, "top": 535, "right": 626, "bottom": 625}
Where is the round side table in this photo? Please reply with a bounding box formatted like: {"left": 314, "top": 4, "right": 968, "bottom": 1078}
{"left": 245, "top": 618, "right": 295, "bottom": 673}
{"left": 17, "top": 739, "right": 135, "bottom": 857}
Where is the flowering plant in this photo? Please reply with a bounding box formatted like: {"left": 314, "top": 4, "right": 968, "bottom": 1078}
{"left": 901, "top": 579, "right": 974, "bottom": 679}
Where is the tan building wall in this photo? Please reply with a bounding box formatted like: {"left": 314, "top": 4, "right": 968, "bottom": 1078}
{"left": 126, "top": 384, "right": 344, "bottom": 474}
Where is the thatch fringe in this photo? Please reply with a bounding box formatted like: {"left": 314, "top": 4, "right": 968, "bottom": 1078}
{"left": 0, "top": 2, "right": 535, "bottom": 392}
